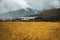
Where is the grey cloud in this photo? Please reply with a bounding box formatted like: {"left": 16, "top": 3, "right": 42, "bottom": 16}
{"left": 0, "top": 0, "right": 31, "bottom": 14}
{"left": 0, "top": 0, "right": 60, "bottom": 14}
{"left": 27, "top": 0, "right": 60, "bottom": 10}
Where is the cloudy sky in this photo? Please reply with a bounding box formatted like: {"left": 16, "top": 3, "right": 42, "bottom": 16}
{"left": 0, "top": 0, "right": 60, "bottom": 14}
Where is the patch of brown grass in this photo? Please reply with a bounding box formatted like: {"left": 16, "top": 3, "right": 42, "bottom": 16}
{"left": 0, "top": 22, "right": 60, "bottom": 40}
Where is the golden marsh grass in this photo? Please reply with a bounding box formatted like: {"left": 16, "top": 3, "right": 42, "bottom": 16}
{"left": 0, "top": 22, "right": 60, "bottom": 40}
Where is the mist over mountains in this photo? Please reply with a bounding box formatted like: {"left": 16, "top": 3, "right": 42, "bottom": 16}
{"left": 0, "top": 0, "right": 60, "bottom": 19}
{"left": 0, "top": 8, "right": 37, "bottom": 19}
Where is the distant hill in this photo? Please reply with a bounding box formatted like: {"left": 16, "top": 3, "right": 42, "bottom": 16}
{"left": 0, "top": 8, "right": 60, "bottom": 22}
{"left": 0, "top": 8, "right": 36, "bottom": 19}
{"left": 26, "top": 8, "right": 60, "bottom": 21}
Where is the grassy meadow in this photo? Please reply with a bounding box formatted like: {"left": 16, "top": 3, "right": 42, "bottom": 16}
{"left": 0, "top": 22, "right": 60, "bottom": 40}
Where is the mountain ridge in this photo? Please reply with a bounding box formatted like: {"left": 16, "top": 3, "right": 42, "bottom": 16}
{"left": 26, "top": 8, "right": 60, "bottom": 21}
{"left": 0, "top": 8, "right": 37, "bottom": 19}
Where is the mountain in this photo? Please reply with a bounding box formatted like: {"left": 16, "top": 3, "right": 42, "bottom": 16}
{"left": 26, "top": 8, "right": 60, "bottom": 21}
{"left": 0, "top": 8, "right": 37, "bottom": 19}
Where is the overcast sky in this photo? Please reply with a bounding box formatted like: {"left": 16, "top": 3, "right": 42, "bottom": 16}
{"left": 0, "top": 0, "right": 60, "bottom": 14}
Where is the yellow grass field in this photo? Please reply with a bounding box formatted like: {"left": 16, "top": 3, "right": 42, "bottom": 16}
{"left": 0, "top": 22, "right": 60, "bottom": 40}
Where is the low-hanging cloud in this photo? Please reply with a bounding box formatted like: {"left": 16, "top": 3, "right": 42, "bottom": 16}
{"left": 27, "top": 0, "right": 60, "bottom": 10}
{"left": 0, "top": 0, "right": 60, "bottom": 14}
{"left": 0, "top": 0, "right": 31, "bottom": 13}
